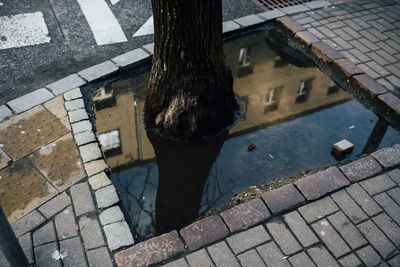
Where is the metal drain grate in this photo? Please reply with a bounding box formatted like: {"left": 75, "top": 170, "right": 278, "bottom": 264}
{"left": 253, "top": 0, "right": 314, "bottom": 10}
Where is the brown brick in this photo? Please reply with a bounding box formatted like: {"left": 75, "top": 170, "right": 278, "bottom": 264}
{"left": 371, "top": 144, "right": 400, "bottom": 169}
{"left": 311, "top": 41, "right": 344, "bottom": 64}
{"left": 332, "top": 58, "right": 364, "bottom": 80}
{"left": 180, "top": 215, "right": 229, "bottom": 251}
{"left": 373, "top": 93, "right": 400, "bottom": 129}
{"left": 340, "top": 156, "right": 383, "bottom": 182}
{"left": 114, "top": 230, "right": 184, "bottom": 267}
{"left": 294, "top": 31, "right": 320, "bottom": 47}
{"left": 261, "top": 184, "right": 305, "bottom": 214}
{"left": 376, "top": 93, "right": 400, "bottom": 116}
{"left": 276, "top": 17, "right": 305, "bottom": 35}
{"left": 350, "top": 74, "right": 387, "bottom": 102}
{"left": 220, "top": 199, "right": 270, "bottom": 233}
{"left": 294, "top": 167, "right": 350, "bottom": 201}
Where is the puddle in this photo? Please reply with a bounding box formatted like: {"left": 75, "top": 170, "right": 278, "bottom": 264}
{"left": 92, "top": 31, "right": 400, "bottom": 240}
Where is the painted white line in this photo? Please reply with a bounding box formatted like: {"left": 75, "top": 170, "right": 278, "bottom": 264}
{"left": 0, "top": 12, "right": 50, "bottom": 50}
{"left": 133, "top": 15, "right": 153, "bottom": 37}
{"left": 110, "top": 0, "right": 120, "bottom": 5}
{"left": 76, "top": 0, "right": 127, "bottom": 46}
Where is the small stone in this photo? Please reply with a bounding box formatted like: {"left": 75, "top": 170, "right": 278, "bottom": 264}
{"left": 99, "top": 206, "right": 124, "bottom": 226}
{"left": 333, "top": 139, "right": 354, "bottom": 156}
{"left": 89, "top": 172, "right": 111, "bottom": 190}
{"left": 95, "top": 185, "right": 119, "bottom": 208}
{"left": 103, "top": 221, "right": 134, "bottom": 251}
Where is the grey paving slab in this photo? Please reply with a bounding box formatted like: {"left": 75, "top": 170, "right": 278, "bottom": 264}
{"left": 78, "top": 61, "right": 118, "bottom": 82}
{"left": 374, "top": 192, "right": 400, "bottom": 225}
{"left": 372, "top": 213, "right": 400, "bottom": 246}
{"left": 142, "top": 43, "right": 154, "bottom": 54}
{"left": 84, "top": 160, "right": 108, "bottom": 177}
{"left": 226, "top": 225, "right": 270, "bottom": 255}
{"left": 0, "top": 105, "right": 13, "bottom": 122}
{"left": 65, "top": 98, "right": 85, "bottom": 112}
{"left": 283, "top": 210, "right": 318, "bottom": 247}
{"left": 99, "top": 206, "right": 124, "bottom": 226}
{"left": 388, "top": 254, "right": 400, "bottom": 267}
{"left": 256, "top": 242, "right": 290, "bottom": 267}
{"left": 74, "top": 130, "right": 96, "bottom": 146}
{"left": 103, "top": 221, "right": 134, "bottom": 251}
{"left": 185, "top": 249, "right": 214, "bottom": 267}
{"left": 387, "top": 187, "right": 400, "bottom": 205}
{"left": 162, "top": 258, "right": 188, "bottom": 267}
{"left": 346, "top": 183, "right": 382, "bottom": 216}
{"left": 356, "top": 246, "right": 382, "bottom": 266}
{"left": 297, "top": 197, "right": 339, "bottom": 223}
{"left": 339, "top": 156, "right": 382, "bottom": 182}
{"left": 207, "top": 241, "right": 240, "bottom": 267}
{"left": 280, "top": 4, "right": 310, "bottom": 15}
{"left": 258, "top": 9, "right": 286, "bottom": 21}
{"left": 288, "top": 252, "right": 316, "bottom": 267}
{"left": 222, "top": 20, "right": 240, "bottom": 34}
{"left": 39, "top": 192, "right": 71, "bottom": 219}
{"left": 72, "top": 120, "right": 93, "bottom": 135}
{"left": 111, "top": 48, "right": 150, "bottom": 68}
{"left": 307, "top": 246, "right": 339, "bottom": 267}
{"left": 64, "top": 88, "right": 83, "bottom": 101}
{"left": 338, "top": 254, "right": 362, "bottom": 267}
{"left": 331, "top": 189, "right": 368, "bottom": 224}
{"left": 33, "top": 221, "right": 57, "bottom": 247}
{"left": 88, "top": 172, "right": 111, "bottom": 191}
{"left": 34, "top": 242, "right": 61, "bottom": 267}
{"left": 304, "top": 0, "right": 331, "bottom": 9}
{"left": 233, "top": 14, "right": 264, "bottom": 27}
{"left": 12, "top": 210, "right": 45, "bottom": 237}
{"left": 360, "top": 174, "right": 396, "bottom": 196}
{"left": 46, "top": 74, "right": 86, "bottom": 96}
{"left": 95, "top": 185, "right": 119, "bottom": 208}
{"left": 79, "top": 215, "right": 106, "bottom": 250}
{"left": 371, "top": 146, "right": 400, "bottom": 169}
{"left": 79, "top": 143, "right": 102, "bottom": 163}
{"left": 237, "top": 249, "right": 265, "bottom": 267}
{"left": 7, "top": 88, "right": 54, "bottom": 114}
{"left": 54, "top": 206, "right": 77, "bottom": 240}
{"left": 70, "top": 182, "right": 95, "bottom": 217}
{"left": 19, "top": 233, "right": 34, "bottom": 264}
{"left": 266, "top": 218, "right": 302, "bottom": 255}
{"left": 87, "top": 247, "right": 113, "bottom": 267}
{"left": 68, "top": 109, "right": 89, "bottom": 123}
{"left": 59, "top": 236, "right": 88, "bottom": 267}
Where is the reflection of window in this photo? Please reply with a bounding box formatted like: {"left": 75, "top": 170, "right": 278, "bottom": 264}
{"left": 264, "top": 86, "right": 282, "bottom": 113}
{"left": 238, "top": 46, "right": 255, "bottom": 77}
{"left": 93, "top": 87, "right": 116, "bottom": 110}
{"left": 99, "top": 130, "right": 121, "bottom": 157}
{"left": 295, "top": 78, "right": 314, "bottom": 104}
{"left": 327, "top": 81, "right": 340, "bottom": 95}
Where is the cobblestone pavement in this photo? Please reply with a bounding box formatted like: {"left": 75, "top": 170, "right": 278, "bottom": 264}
{"left": 0, "top": 0, "right": 399, "bottom": 266}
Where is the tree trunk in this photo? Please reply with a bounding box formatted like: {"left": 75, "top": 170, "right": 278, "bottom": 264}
{"left": 144, "top": 0, "right": 237, "bottom": 141}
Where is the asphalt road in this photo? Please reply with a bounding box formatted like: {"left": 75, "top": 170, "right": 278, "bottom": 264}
{"left": 0, "top": 0, "right": 261, "bottom": 105}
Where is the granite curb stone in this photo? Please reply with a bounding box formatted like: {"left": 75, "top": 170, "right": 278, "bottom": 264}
{"left": 95, "top": 185, "right": 120, "bottom": 208}
{"left": 78, "top": 60, "right": 119, "bottom": 82}
{"left": 304, "top": 0, "right": 331, "bottom": 9}
{"left": 371, "top": 144, "right": 400, "bottom": 168}
{"left": 88, "top": 171, "right": 112, "bottom": 191}
{"left": 350, "top": 74, "right": 388, "bottom": 100}
{"left": 222, "top": 21, "right": 240, "bottom": 34}
{"left": 72, "top": 120, "right": 93, "bottom": 135}
{"left": 84, "top": 159, "right": 108, "bottom": 176}
{"left": 276, "top": 16, "right": 305, "bottom": 35}
{"left": 99, "top": 206, "right": 125, "bottom": 226}
{"left": 0, "top": 105, "right": 13, "bottom": 122}
{"left": 46, "top": 74, "right": 86, "bottom": 96}
{"left": 233, "top": 14, "right": 264, "bottom": 28}
{"left": 64, "top": 87, "right": 83, "bottom": 101}
{"left": 7, "top": 88, "right": 54, "bottom": 114}
{"left": 74, "top": 130, "right": 96, "bottom": 146}
{"left": 258, "top": 9, "right": 286, "bottom": 21}
{"left": 142, "top": 43, "right": 154, "bottom": 54}
{"left": 294, "top": 30, "right": 320, "bottom": 47}
{"left": 262, "top": 183, "right": 305, "bottom": 214}
{"left": 65, "top": 98, "right": 85, "bottom": 111}
{"left": 104, "top": 221, "right": 134, "bottom": 251}
{"left": 79, "top": 143, "right": 102, "bottom": 163}
{"left": 339, "top": 156, "right": 382, "bottom": 182}
{"left": 38, "top": 192, "right": 71, "bottom": 219}
{"left": 111, "top": 48, "right": 151, "bottom": 68}
{"left": 68, "top": 108, "right": 89, "bottom": 123}
{"left": 280, "top": 4, "right": 310, "bottom": 15}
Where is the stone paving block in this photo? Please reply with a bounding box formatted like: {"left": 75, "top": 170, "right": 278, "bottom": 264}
{"left": 312, "top": 218, "right": 350, "bottom": 258}
{"left": 294, "top": 30, "right": 320, "bottom": 47}
{"left": 283, "top": 210, "right": 318, "bottom": 247}
{"left": 258, "top": 9, "right": 286, "bottom": 21}
{"left": 280, "top": 4, "right": 310, "bottom": 15}
{"left": 332, "top": 58, "right": 364, "bottom": 82}
{"left": 88, "top": 172, "right": 111, "bottom": 191}
{"left": 65, "top": 98, "right": 85, "bottom": 112}
{"left": 311, "top": 41, "right": 344, "bottom": 64}
{"left": 0, "top": 105, "right": 12, "bottom": 122}
{"left": 373, "top": 144, "right": 400, "bottom": 169}
{"left": 104, "top": 221, "right": 134, "bottom": 251}
{"left": 46, "top": 74, "right": 86, "bottom": 96}
{"left": 307, "top": 246, "right": 339, "bottom": 267}
{"left": 180, "top": 215, "right": 229, "bottom": 251}
{"left": 87, "top": 247, "right": 113, "bottom": 267}
{"left": 388, "top": 254, "right": 400, "bottom": 267}
{"left": 328, "top": 212, "right": 367, "bottom": 250}
{"left": 298, "top": 196, "right": 339, "bottom": 223}
{"left": 78, "top": 61, "right": 118, "bottom": 82}
{"left": 346, "top": 183, "right": 382, "bottom": 216}
{"left": 375, "top": 94, "right": 400, "bottom": 126}
{"left": 74, "top": 130, "right": 96, "bottom": 146}
{"left": 358, "top": 220, "right": 396, "bottom": 259}
{"left": 220, "top": 199, "right": 270, "bottom": 232}
{"left": 207, "top": 241, "right": 240, "bottom": 267}
{"left": 356, "top": 246, "right": 382, "bottom": 266}
{"left": 33, "top": 221, "right": 57, "bottom": 247}
{"left": 227, "top": 225, "right": 270, "bottom": 255}
{"left": 68, "top": 109, "right": 89, "bottom": 123}
{"left": 39, "top": 192, "right": 71, "bottom": 218}
{"left": 79, "top": 215, "right": 105, "bottom": 250}
{"left": 294, "top": 167, "right": 350, "bottom": 201}
{"left": 84, "top": 160, "right": 108, "bottom": 176}
{"left": 115, "top": 230, "right": 183, "bottom": 266}
{"left": 388, "top": 187, "right": 400, "bottom": 205}
{"left": 111, "top": 48, "right": 150, "bottom": 68}
{"left": 12, "top": 210, "right": 45, "bottom": 237}
{"left": 338, "top": 254, "right": 362, "bottom": 267}
{"left": 34, "top": 242, "right": 61, "bottom": 267}
{"left": 0, "top": 148, "right": 11, "bottom": 170}
{"left": 70, "top": 182, "right": 95, "bottom": 217}
{"left": 54, "top": 206, "right": 77, "bottom": 240}
{"left": 237, "top": 249, "right": 265, "bottom": 267}
{"left": 162, "top": 258, "right": 188, "bottom": 267}
{"left": 79, "top": 142, "right": 102, "bottom": 163}
{"left": 331, "top": 189, "right": 368, "bottom": 224}
{"left": 387, "top": 168, "right": 400, "bottom": 185}
{"left": 304, "top": 0, "right": 331, "bottom": 9}
{"left": 95, "top": 185, "right": 119, "bottom": 208}
{"left": 59, "top": 236, "right": 87, "bottom": 267}
{"left": 43, "top": 95, "right": 67, "bottom": 123}
{"left": 64, "top": 88, "right": 83, "bottom": 101}
{"left": 266, "top": 218, "right": 301, "bottom": 255}
{"left": 360, "top": 174, "right": 396, "bottom": 196}
{"left": 19, "top": 233, "right": 34, "bottom": 264}
{"left": 185, "top": 249, "right": 213, "bottom": 267}
{"left": 256, "top": 242, "right": 290, "bottom": 266}
{"left": 262, "top": 184, "right": 305, "bottom": 214}
{"left": 374, "top": 192, "right": 400, "bottom": 225}
{"left": 142, "top": 43, "right": 154, "bottom": 54}
{"left": 288, "top": 252, "right": 316, "bottom": 267}
{"left": 99, "top": 206, "right": 124, "bottom": 226}
{"left": 233, "top": 14, "right": 264, "bottom": 28}
{"left": 222, "top": 20, "right": 240, "bottom": 34}
{"left": 7, "top": 88, "right": 54, "bottom": 114}
{"left": 276, "top": 17, "right": 305, "bottom": 35}
{"left": 339, "top": 156, "right": 382, "bottom": 182}
{"left": 372, "top": 213, "right": 400, "bottom": 246}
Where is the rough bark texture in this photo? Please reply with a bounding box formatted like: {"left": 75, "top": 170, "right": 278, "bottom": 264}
{"left": 144, "top": 0, "right": 237, "bottom": 141}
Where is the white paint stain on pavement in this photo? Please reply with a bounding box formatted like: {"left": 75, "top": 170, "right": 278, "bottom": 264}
{"left": 0, "top": 12, "right": 51, "bottom": 50}
{"left": 77, "top": 0, "right": 127, "bottom": 46}
{"left": 133, "top": 15, "right": 153, "bottom": 37}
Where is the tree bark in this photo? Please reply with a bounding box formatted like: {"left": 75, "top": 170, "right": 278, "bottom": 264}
{"left": 144, "top": 0, "right": 237, "bottom": 141}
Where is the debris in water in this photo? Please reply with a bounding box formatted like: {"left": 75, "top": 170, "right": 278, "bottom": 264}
{"left": 332, "top": 139, "right": 354, "bottom": 156}
{"left": 279, "top": 165, "right": 285, "bottom": 171}
{"left": 247, "top": 144, "right": 256, "bottom": 151}
{"left": 349, "top": 125, "right": 355, "bottom": 129}
{"left": 268, "top": 154, "right": 274, "bottom": 159}
{"left": 52, "top": 250, "right": 68, "bottom": 261}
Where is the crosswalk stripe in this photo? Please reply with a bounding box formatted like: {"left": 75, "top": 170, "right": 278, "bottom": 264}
{"left": 76, "top": 0, "right": 127, "bottom": 46}
{"left": 133, "top": 15, "right": 153, "bottom": 37}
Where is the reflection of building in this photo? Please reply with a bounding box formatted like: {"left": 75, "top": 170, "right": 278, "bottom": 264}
{"left": 93, "top": 31, "right": 351, "bottom": 170}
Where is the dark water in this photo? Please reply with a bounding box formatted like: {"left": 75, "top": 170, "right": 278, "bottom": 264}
{"left": 92, "top": 31, "right": 400, "bottom": 240}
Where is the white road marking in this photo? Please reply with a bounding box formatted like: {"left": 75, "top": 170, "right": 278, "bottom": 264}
{"left": 76, "top": 0, "right": 127, "bottom": 46}
{"left": 0, "top": 12, "right": 50, "bottom": 50}
{"left": 110, "top": 0, "right": 120, "bottom": 5}
{"left": 0, "top": 2, "right": 3, "bottom": 6}
{"left": 133, "top": 15, "right": 153, "bottom": 37}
